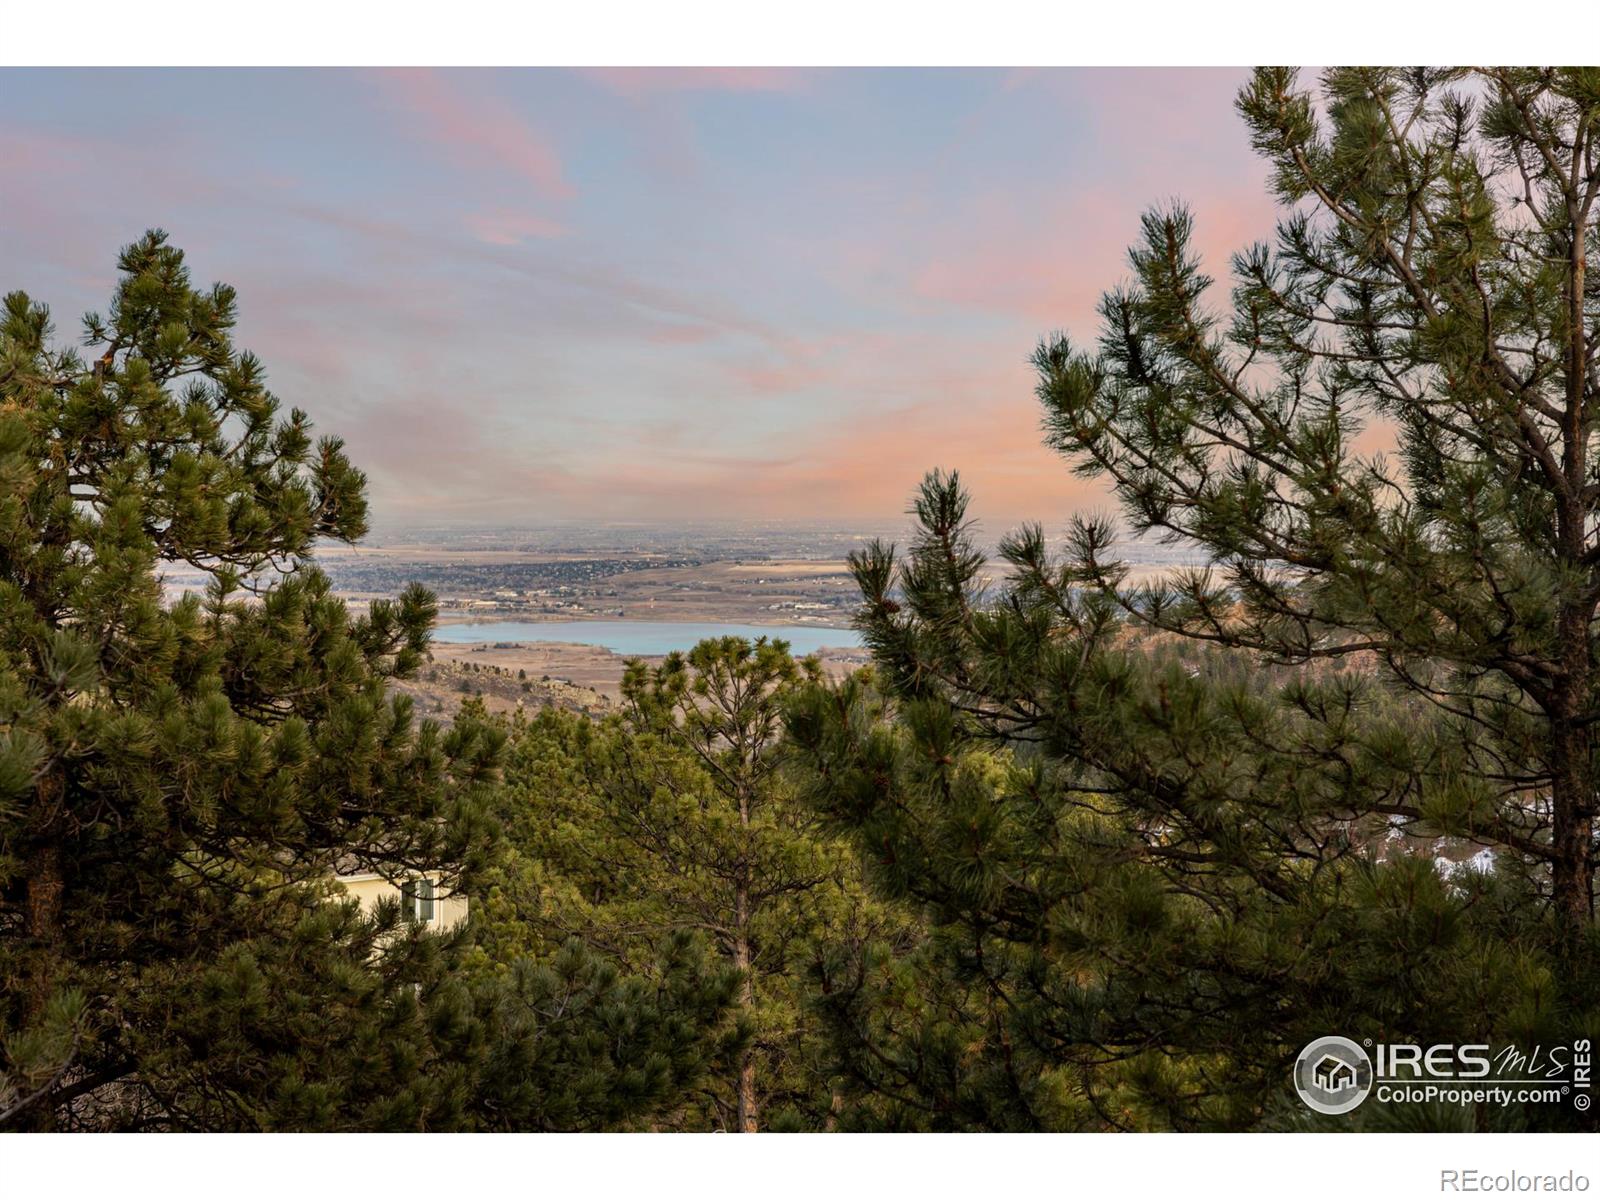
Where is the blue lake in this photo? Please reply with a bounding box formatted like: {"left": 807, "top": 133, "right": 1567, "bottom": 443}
{"left": 431, "top": 619, "right": 862, "bottom": 657}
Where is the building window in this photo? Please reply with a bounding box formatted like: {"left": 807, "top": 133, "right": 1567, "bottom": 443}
{"left": 400, "top": 876, "right": 436, "bottom": 923}
{"left": 415, "top": 877, "right": 435, "bottom": 922}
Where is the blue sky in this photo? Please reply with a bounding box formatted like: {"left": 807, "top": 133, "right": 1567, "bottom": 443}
{"left": 0, "top": 68, "right": 1277, "bottom": 527}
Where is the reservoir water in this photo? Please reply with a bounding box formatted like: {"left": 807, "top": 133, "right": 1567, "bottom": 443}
{"left": 432, "top": 619, "right": 862, "bottom": 657}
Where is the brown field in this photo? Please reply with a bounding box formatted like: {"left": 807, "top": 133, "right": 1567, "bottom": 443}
{"left": 395, "top": 639, "right": 868, "bottom": 721}
{"left": 422, "top": 558, "right": 864, "bottom": 625}
{"left": 721, "top": 560, "right": 853, "bottom": 576}
{"left": 433, "top": 640, "right": 638, "bottom": 698}
{"left": 321, "top": 544, "right": 1197, "bottom": 719}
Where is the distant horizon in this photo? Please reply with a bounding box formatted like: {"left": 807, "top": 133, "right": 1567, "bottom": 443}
{"left": 359, "top": 512, "right": 1134, "bottom": 537}
{"left": 344, "top": 517, "right": 1214, "bottom": 567}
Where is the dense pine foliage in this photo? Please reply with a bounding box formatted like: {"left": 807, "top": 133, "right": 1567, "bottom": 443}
{"left": 480, "top": 639, "right": 905, "bottom": 1131}
{"left": 783, "top": 66, "right": 1600, "bottom": 1130}
{"left": 0, "top": 234, "right": 738, "bottom": 1130}
{"left": 4, "top": 66, "right": 1596, "bottom": 1132}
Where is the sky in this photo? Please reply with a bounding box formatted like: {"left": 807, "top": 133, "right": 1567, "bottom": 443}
{"left": 0, "top": 68, "right": 1280, "bottom": 531}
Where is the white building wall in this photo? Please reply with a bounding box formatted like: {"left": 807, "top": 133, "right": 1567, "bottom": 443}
{"left": 335, "top": 872, "right": 469, "bottom": 930}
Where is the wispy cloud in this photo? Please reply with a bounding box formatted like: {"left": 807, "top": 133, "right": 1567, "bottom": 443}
{"left": 367, "top": 68, "right": 573, "bottom": 199}
{"left": 1, "top": 67, "right": 1277, "bottom": 528}
{"left": 576, "top": 67, "right": 811, "bottom": 96}
{"left": 463, "top": 208, "right": 567, "bottom": 245}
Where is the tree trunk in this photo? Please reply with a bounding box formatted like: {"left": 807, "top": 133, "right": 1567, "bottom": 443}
{"left": 19, "top": 838, "right": 65, "bottom": 1132}
{"left": 1551, "top": 186, "right": 1594, "bottom": 961}
{"left": 25, "top": 765, "right": 66, "bottom": 1003}
{"left": 1549, "top": 708, "right": 1596, "bottom": 959}
{"left": 731, "top": 735, "right": 760, "bottom": 1133}
{"left": 25, "top": 841, "right": 64, "bottom": 952}
{"left": 732, "top": 886, "right": 758, "bottom": 1133}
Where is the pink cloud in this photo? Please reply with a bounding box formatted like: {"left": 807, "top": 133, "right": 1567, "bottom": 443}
{"left": 577, "top": 68, "right": 808, "bottom": 96}
{"left": 369, "top": 69, "right": 572, "bottom": 200}
{"left": 568, "top": 69, "right": 810, "bottom": 186}
{"left": 464, "top": 208, "right": 566, "bottom": 245}
{"left": 545, "top": 380, "right": 1099, "bottom": 527}
{"left": 730, "top": 358, "right": 832, "bottom": 395}
{"left": 1, "top": 68, "right": 1299, "bottom": 533}
{"left": 509, "top": 324, "right": 1093, "bottom": 525}
{"left": 756, "top": 347, "right": 1082, "bottom": 522}
{"left": 263, "top": 192, "right": 793, "bottom": 352}
{"left": 909, "top": 183, "right": 1277, "bottom": 330}
{"left": 646, "top": 323, "right": 719, "bottom": 346}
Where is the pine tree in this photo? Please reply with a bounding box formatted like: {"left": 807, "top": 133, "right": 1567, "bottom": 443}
{"left": 0, "top": 233, "right": 738, "bottom": 1131}
{"left": 1065, "top": 66, "right": 1600, "bottom": 953}
{"left": 494, "top": 637, "right": 888, "bottom": 1131}
{"left": 785, "top": 68, "right": 1599, "bottom": 1131}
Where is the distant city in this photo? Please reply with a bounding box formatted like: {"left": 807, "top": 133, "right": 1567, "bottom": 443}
{"left": 339, "top": 523, "right": 1208, "bottom": 619}
{"left": 160, "top": 521, "right": 1213, "bottom": 625}
{"left": 151, "top": 520, "right": 1213, "bottom": 717}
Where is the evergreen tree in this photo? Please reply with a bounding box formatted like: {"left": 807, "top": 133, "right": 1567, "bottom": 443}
{"left": 493, "top": 638, "right": 889, "bottom": 1131}
{"left": 459, "top": 929, "right": 745, "bottom": 1132}
{"left": 1064, "top": 66, "right": 1600, "bottom": 952}
{"left": 0, "top": 233, "right": 737, "bottom": 1130}
{"left": 785, "top": 68, "right": 1599, "bottom": 1130}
